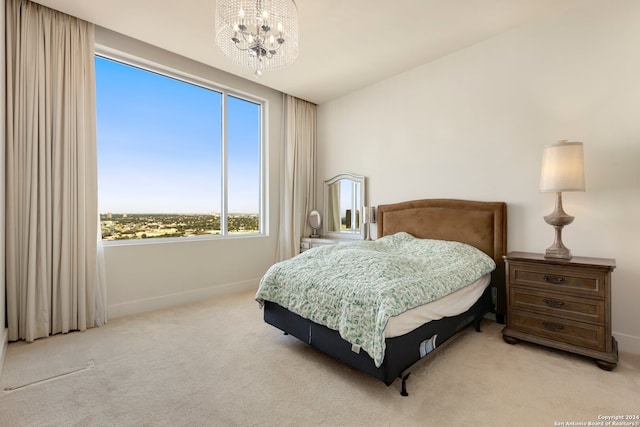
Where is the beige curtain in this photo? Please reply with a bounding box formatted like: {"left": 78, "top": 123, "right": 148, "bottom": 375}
{"left": 5, "top": 0, "right": 103, "bottom": 341}
{"left": 327, "top": 182, "right": 341, "bottom": 232}
{"left": 276, "top": 95, "right": 317, "bottom": 261}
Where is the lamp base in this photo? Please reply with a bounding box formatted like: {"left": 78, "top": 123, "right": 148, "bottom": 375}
{"left": 364, "top": 223, "right": 372, "bottom": 241}
{"left": 544, "top": 242, "right": 572, "bottom": 260}
{"left": 543, "top": 192, "right": 574, "bottom": 260}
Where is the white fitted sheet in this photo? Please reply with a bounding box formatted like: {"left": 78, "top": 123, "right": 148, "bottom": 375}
{"left": 384, "top": 274, "right": 491, "bottom": 338}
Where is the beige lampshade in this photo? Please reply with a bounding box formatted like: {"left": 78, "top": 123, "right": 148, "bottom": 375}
{"left": 540, "top": 140, "right": 586, "bottom": 192}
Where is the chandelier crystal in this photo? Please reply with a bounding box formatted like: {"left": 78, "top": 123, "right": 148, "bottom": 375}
{"left": 215, "top": 0, "right": 299, "bottom": 77}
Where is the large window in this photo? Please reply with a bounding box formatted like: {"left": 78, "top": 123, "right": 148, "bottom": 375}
{"left": 95, "top": 56, "right": 264, "bottom": 241}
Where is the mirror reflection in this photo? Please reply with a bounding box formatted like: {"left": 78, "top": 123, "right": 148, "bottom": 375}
{"left": 327, "top": 180, "right": 361, "bottom": 232}
{"left": 323, "top": 173, "right": 366, "bottom": 240}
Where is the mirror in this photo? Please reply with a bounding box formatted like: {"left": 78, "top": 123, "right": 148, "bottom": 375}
{"left": 308, "top": 210, "right": 322, "bottom": 238}
{"left": 323, "top": 173, "right": 366, "bottom": 240}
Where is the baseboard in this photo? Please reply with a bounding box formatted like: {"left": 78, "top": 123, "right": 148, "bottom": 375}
{"left": 614, "top": 331, "right": 640, "bottom": 356}
{"left": 107, "top": 279, "right": 259, "bottom": 319}
{"left": 0, "top": 327, "right": 8, "bottom": 380}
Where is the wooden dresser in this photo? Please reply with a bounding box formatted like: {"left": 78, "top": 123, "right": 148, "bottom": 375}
{"left": 502, "top": 251, "right": 617, "bottom": 370}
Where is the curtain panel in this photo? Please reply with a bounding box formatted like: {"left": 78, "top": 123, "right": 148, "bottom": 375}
{"left": 5, "top": 0, "right": 104, "bottom": 341}
{"left": 276, "top": 95, "right": 317, "bottom": 261}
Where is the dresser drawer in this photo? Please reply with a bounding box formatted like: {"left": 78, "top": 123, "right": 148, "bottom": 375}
{"left": 509, "top": 286, "right": 605, "bottom": 324}
{"left": 509, "top": 310, "right": 605, "bottom": 351}
{"left": 510, "top": 262, "right": 606, "bottom": 298}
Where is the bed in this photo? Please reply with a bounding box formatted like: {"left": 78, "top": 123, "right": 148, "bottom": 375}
{"left": 257, "top": 199, "right": 507, "bottom": 395}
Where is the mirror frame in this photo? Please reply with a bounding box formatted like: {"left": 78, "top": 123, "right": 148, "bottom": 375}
{"left": 323, "top": 173, "right": 366, "bottom": 240}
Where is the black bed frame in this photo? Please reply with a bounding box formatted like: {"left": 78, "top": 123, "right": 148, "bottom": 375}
{"left": 264, "top": 283, "right": 493, "bottom": 396}
{"left": 262, "top": 199, "right": 507, "bottom": 396}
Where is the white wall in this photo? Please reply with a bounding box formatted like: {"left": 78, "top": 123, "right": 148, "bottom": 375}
{"left": 1, "top": 0, "right": 8, "bottom": 374}
{"left": 96, "top": 28, "right": 283, "bottom": 317}
{"left": 317, "top": 0, "right": 640, "bottom": 354}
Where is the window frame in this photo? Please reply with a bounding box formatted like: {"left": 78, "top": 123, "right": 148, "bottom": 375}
{"left": 95, "top": 46, "right": 267, "bottom": 245}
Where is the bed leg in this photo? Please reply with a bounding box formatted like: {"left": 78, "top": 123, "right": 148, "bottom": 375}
{"left": 283, "top": 332, "right": 288, "bottom": 335}
{"left": 401, "top": 373, "right": 411, "bottom": 397}
{"left": 474, "top": 318, "right": 482, "bottom": 332}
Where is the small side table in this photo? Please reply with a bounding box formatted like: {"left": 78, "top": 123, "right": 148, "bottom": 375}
{"left": 300, "top": 237, "right": 346, "bottom": 253}
{"left": 502, "top": 251, "right": 617, "bottom": 370}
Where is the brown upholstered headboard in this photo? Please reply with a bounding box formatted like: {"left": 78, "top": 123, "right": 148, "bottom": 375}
{"left": 377, "top": 199, "right": 507, "bottom": 318}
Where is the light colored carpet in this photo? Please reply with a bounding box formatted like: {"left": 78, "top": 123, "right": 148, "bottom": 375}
{"left": 1, "top": 289, "right": 638, "bottom": 427}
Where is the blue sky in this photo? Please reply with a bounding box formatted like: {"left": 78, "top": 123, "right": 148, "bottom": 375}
{"left": 95, "top": 56, "right": 260, "bottom": 214}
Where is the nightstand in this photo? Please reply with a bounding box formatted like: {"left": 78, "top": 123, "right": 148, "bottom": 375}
{"left": 502, "top": 251, "right": 617, "bottom": 370}
{"left": 300, "top": 237, "right": 344, "bottom": 253}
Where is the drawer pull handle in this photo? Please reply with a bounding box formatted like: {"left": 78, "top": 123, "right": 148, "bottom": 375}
{"left": 543, "top": 275, "right": 565, "bottom": 284}
{"left": 542, "top": 322, "right": 565, "bottom": 332}
{"left": 543, "top": 298, "right": 565, "bottom": 308}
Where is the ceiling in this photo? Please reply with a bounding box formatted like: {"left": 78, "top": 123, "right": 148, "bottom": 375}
{"left": 31, "top": 0, "right": 585, "bottom": 105}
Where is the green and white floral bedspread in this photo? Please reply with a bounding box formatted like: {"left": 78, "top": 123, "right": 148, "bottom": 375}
{"left": 255, "top": 232, "right": 496, "bottom": 367}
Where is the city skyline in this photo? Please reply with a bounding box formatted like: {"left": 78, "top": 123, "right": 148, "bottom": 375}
{"left": 100, "top": 212, "right": 259, "bottom": 241}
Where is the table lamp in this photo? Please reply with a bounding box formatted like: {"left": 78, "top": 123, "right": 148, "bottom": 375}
{"left": 540, "top": 140, "right": 585, "bottom": 259}
{"left": 362, "top": 206, "right": 376, "bottom": 241}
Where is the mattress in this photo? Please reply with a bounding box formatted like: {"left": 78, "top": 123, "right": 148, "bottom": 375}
{"left": 384, "top": 273, "right": 491, "bottom": 338}
{"left": 257, "top": 233, "right": 496, "bottom": 367}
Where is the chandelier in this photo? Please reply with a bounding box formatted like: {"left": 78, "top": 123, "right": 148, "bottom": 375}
{"left": 215, "top": 0, "right": 299, "bottom": 77}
